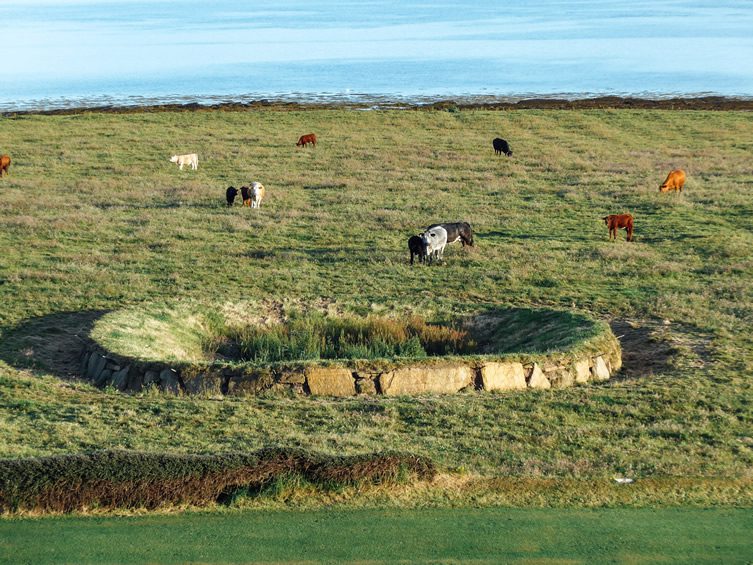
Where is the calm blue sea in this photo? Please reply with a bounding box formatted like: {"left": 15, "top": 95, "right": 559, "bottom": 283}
{"left": 2, "top": 0, "right": 752, "bottom": 110}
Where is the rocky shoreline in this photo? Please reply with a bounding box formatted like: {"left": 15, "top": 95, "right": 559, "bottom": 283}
{"left": 3, "top": 95, "right": 753, "bottom": 117}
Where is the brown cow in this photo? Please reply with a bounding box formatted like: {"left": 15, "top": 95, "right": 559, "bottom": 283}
{"left": 0, "top": 155, "right": 10, "bottom": 177}
{"left": 240, "top": 186, "right": 252, "bottom": 207}
{"left": 603, "top": 214, "right": 634, "bottom": 242}
{"left": 659, "top": 169, "right": 686, "bottom": 192}
{"left": 296, "top": 133, "right": 317, "bottom": 148}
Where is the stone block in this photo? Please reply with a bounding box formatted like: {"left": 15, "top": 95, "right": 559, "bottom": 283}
{"left": 127, "top": 371, "right": 144, "bottom": 393}
{"left": 112, "top": 366, "right": 130, "bottom": 391}
{"left": 379, "top": 364, "right": 473, "bottom": 396}
{"left": 143, "top": 370, "right": 160, "bottom": 387}
{"left": 527, "top": 363, "right": 551, "bottom": 390}
{"left": 227, "top": 370, "right": 275, "bottom": 396}
{"left": 305, "top": 367, "right": 356, "bottom": 397}
{"left": 95, "top": 369, "right": 112, "bottom": 387}
{"left": 355, "top": 378, "right": 378, "bottom": 395}
{"left": 573, "top": 358, "right": 590, "bottom": 384}
{"left": 480, "top": 362, "right": 526, "bottom": 391}
{"left": 547, "top": 367, "right": 575, "bottom": 389}
{"left": 159, "top": 368, "right": 180, "bottom": 394}
{"left": 182, "top": 372, "right": 225, "bottom": 395}
{"left": 278, "top": 371, "right": 306, "bottom": 384}
{"left": 87, "top": 354, "right": 107, "bottom": 381}
{"left": 79, "top": 352, "right": 90, "bottom": 377}
{"left": 591, "top": 356, "right": 610, "bottom": 381}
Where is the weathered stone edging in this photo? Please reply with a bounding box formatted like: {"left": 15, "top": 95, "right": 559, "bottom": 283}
{"left": 77, "top": 337, "right": 621, "bottom": 397}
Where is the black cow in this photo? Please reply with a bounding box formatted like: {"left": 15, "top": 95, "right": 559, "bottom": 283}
{"left": 426, "top": 222, "right": 474, "bottom": 247}
{"left": 408, "top": 235, "right": 427, "bottom": 265}
{"left": 226, "top": 186, "right": 239, "bottom": 206}
{"left": 492, "top": 138, "right": 513, "bottom": 156}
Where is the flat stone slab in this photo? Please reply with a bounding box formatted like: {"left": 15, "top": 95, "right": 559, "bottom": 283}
{"left": 480, "top": 362, "right": 527, "bottom": 391}
{"left": 306, "top": 367, "right": 356, "bottom": 397}
{"left": 379, "top": 364, "right": 473, "bottom": 396}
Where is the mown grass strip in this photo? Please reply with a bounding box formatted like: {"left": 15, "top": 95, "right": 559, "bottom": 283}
{"left": 1, "top": 507, "right": 751, "bottom": 564}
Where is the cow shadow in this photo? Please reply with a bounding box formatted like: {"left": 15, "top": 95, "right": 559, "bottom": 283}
{"left": 0, "top": 310, "right": 107, "bottom": 379}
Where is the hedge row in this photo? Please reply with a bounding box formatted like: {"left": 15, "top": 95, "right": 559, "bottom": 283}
{"left": 0, "top": 448, "right": 436, "bottom": 513}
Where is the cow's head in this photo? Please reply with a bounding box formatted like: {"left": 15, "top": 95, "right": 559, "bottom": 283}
{"left": 421, "top": 230, "right": 437, "bottom": 246}
{"left": 506, "top": 150, "right": 513, "bottom": 157}
{"left": 659, "top": 184, "right": 669, "bottom": 192}
{"left": 169, "top": 155, "right": 178, "bottom": 163}
{"left": 602, "top": 216, "right": 609, "bottom": 225}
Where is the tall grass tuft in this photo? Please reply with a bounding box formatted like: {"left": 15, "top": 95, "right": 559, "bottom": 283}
{"left": 220, "top": 313, "right": 475, "bottom": 363}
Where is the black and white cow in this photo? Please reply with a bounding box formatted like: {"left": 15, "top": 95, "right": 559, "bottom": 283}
{"left": 421, "top": 226, "right": 448, "bottom": 264}
{"left": 492, "top": 138, "right": 513, "bottom": 156}
{"left": 426, "top": 222, "right": 474, "bottom": 247}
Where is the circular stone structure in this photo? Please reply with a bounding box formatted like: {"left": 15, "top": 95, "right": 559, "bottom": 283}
{"left": 78, "top": 304, "right": 622, "bottom": 397}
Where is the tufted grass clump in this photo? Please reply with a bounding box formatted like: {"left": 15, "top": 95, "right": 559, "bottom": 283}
{"left": 219, "top": 313, "right": 475, "bottom": 363}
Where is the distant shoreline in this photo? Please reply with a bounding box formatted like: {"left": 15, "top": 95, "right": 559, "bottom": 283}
{"left": 3, "top": 95, "right": 753, "bottom": 116}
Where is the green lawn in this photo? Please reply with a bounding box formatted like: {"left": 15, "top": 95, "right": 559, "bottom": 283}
{"left": 2, "top": 508, "right": 751, "bottom": 564}
{"left": 0, "top": 108, "right": 752, "bottom": 506}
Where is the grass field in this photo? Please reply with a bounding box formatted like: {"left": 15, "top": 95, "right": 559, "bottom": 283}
{"left": 2, "top": 507, "right": 751, "bottom": 564}
{"left": 0, "top": 107, "right": 752, "bottom": 507}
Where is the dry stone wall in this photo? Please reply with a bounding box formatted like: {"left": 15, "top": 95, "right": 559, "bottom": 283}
{"left": 77, "top": 334, "right": 621, "bottom": 398}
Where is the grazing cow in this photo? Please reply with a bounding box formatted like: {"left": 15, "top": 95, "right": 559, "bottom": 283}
{"left": 408, "top": 235, "right": 427, "bottom": 265}
{"left": 659, "top": 169, "right": 686, "bottom": 193}
{"left": 492, "top": 138, "right": 513, "bottom": 156}
{"left": 250, "top": 181, "right": 265, "bottom": 208}
{"left": 0, "top": 154, "right": 10, "bottom": 177}
{"left": 421, "top": 226, "right": 448, "bottom": 264}
{"left": 427, "top": 222, "right": 474, "bottom": 247}
{"left": 226, "top": 186, "right": 239, "bottom": 206}
{"left": 603, "top": 214, "right": 634, "bottom": 242}
{"left": 240, "top": 186, "right": 252, "bottom": 207}
{"left": 296, "top": 133, "right": 317, "bottom": 148}
{"left": 169, "top": 153, "right": 198, "bottom": 170}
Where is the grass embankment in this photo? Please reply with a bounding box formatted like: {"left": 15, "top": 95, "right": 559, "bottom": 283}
{"left": 2, "top": 508, "right": 751, "bottom": 564}
{"left": 0, "top": 108, "right": 752, "bottom": 507}
{"left": 90, "top": 303, "right": 610, "bottom": 367}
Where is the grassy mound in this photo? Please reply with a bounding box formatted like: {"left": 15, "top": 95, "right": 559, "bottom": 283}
{"left": 90, "top": 303, "right": 612, "bottom": 369}
{"left": 0, "top": 449, "right": 435, "bottom": 514}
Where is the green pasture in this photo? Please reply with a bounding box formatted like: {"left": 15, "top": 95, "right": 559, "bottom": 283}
{"left": 2, "top": 508, "right": 751, "bottom": 564}
{"left": 0, "top": 108, "right": 752, "bottom": 506}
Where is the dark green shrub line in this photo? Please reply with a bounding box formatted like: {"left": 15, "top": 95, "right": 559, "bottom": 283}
{"left": 0, "top": 449, "right": 436, "bottom": 514}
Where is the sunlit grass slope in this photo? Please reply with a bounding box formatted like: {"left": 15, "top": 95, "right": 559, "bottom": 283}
{"left": 0, "top": 108, "right": 751, "bottom": 499}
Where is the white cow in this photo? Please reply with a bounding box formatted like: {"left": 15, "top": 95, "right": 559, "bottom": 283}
{"left": 250, "top": 181, "right": 265, "bottom": 208}
{"left": 421, "top": 226, "right": 448, "bottom": 264}
{"left": 169, "top": 153, "right": 198, "bottom": 170}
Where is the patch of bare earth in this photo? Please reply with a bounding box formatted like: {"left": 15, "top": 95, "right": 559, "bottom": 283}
{"left": 610, "top": 319, "right": 710, "bottom": 379}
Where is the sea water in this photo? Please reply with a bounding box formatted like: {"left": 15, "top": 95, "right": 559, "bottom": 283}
{"left": 1, "top": 0, "right": 752, "bottom": 111}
